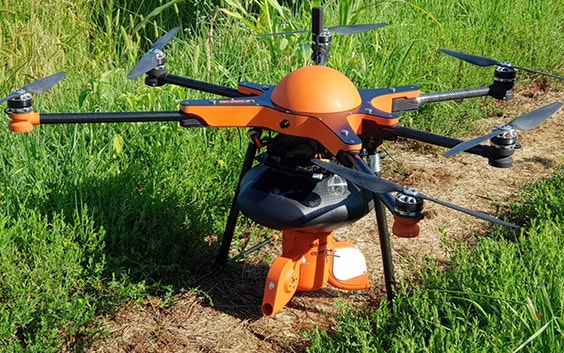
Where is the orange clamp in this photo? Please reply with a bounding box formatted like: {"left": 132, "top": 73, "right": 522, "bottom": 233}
{"left": 8, "top": 111, "right": 40, "bottom": 133}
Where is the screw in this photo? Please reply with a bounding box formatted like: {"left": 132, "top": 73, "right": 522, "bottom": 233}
{"left": 280, "top": 119, "right": 290, "bottom": 129}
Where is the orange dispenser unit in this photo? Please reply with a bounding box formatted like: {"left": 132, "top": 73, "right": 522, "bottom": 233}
{"left": 261, "top": 230, "right": 370, "bottom": 316}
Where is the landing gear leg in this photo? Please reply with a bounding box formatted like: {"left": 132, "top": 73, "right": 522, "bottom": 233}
{"left": 214, "top": 141, "right": 257, "bottom": 267}
{"left": 350, "top": 151, "right": 396, "bottom": 302}
{"left": 375, "top": 195, "right": 396, "bottom": 302}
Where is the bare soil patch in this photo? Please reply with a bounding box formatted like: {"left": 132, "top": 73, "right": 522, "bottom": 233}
{"left": 85, "top": 82, "right": 564, "bottom": 353}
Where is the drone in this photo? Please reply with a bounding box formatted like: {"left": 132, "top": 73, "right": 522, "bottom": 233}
{"left": 3, "top": 7, "right": 563, "bottom": 317}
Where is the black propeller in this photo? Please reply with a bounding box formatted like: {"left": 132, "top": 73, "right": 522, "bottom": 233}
{"left": 311, "top": 159, "right": 519, "bottom": 229}
{"left": 444, "top": 102, "right": 563, "bottom": 156}
{"left": 439, "top": 49, "right": 564, "bottom": 81}
{"left": 257, "top": 23, "right": 387, "bottom": 37}
{"left": 127, "top": 27, "right": 179, "bottom": 79}
{"left": 0, "top": 72, "right": 67, "bottom": 105}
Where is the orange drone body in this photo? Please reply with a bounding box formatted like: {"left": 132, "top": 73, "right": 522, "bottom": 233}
{"left": 180, "top": 65, "right": 420, "bottom": 155}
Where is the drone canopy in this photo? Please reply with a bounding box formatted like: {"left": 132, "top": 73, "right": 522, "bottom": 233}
{"left": 271, "top": 65, "right": 362, "bottom": 114}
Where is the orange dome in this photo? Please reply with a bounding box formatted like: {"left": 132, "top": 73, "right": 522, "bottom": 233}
{"left": 271, "top": 66, "right": 361, "bottom": 114}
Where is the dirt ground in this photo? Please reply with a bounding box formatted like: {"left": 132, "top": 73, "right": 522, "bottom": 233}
{"left": 84, "top": 81, "right": 564, "bottom": 353}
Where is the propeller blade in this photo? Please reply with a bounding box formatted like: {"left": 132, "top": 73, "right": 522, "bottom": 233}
{"left": 127, "top": 27, "right": 179, "bottom": 79}
{"left": 256, "top": 30, "right": 308, "bottom": 37}
{"left": 0, "top": 72, "right": 67, "bottom": 104}
{"left": 328, "top": 23, "right": 387, "bottom": 35}
{"left": 257, "top": 23, "right": 386, "bottom": 37}
{"left": 439, "top": 48, "right": 564, "bottom": 80}
{"left": 22, "top": 72, "right": 67, "bottom": 94}
{"left": 312, "top": 159, "right": 519, "bottom": 229}
{"left": 508, "top": 102, "right": 563, "bottom": 131}
{"left": 418, "top": 193, "right": 519, "bottom": 229}
{"left": 443, "top": 130, "right": 501, "bottom": 157}
{"left": 311, "top": 159, "right": 402, "bottom": 194}
{"left": 511, "top": 66, "right": 564, "bottom": 81}
{"left": 444, "top": 102, "right": 563, "bottom": 156}
{"left": 439, "top": 48, "right": 501, "bottom": 67}
{"left": 151, "top": 27, "right": 180, "bottom": 51}
{"left": 0, "top": 93, "right": 17, "bottom": 105}
{"left": 127, "top": 55, "right": 160, "bottom": 80}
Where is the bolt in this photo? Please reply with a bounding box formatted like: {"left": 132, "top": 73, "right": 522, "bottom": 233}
{"left": 280, "top": 119, "right": 290, "bottom": 129}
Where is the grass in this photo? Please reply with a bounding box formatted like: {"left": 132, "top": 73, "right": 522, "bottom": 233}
{"left": 0, "top": 0, "right": 563, "bottom": 351}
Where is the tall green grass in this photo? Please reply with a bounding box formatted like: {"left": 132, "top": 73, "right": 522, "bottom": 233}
{"left": 0, "top": 0, "right": 563, "bottom": 351}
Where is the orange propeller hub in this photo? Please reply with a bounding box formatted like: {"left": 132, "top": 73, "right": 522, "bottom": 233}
{"left": 271, "top": 66, "right": 362, "bottom": 114}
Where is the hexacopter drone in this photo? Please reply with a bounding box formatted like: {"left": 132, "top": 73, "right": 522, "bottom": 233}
{"left": 2, "top": 7, "right": 562, "bottom": 316}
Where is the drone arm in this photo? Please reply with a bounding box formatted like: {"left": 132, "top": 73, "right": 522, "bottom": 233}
{"left": 163, "top": 73, "right": 244, "bottom": 97}
{"left": 373, "top": 125, "right": 514, "bottom": 168}
{"left": 383, "top": 125, "right": 491, "bottom": 157}
{"left": 39, "top": 111, "right": 198, "bottom": 124}
{"left": 391, "top": 86, "right": 492, "bottom": 113}
{"left": 147, "top": 72, "right": 245, "bottom": 98}
{"left": 417, "top": 86, "right": 492, "bottom": 105}
{"left": 147, "top": 71, "right": 269, "bottom": 97}
{"left": 8, "top": 110, "right": 205, "bottom": 132}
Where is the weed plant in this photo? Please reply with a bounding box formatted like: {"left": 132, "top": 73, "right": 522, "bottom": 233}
{"left": 0, "top": 0, "right": 563, "bottom": 351}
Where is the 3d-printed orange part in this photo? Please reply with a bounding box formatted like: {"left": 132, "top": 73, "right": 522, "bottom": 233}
{"left": 370, "top": 89, "right": 421, "bottom": 114}
{"left": 392, "top": 214, "right": 421, "bottom": 238}
{"left": 262, "top": 230, "right": 334, "bottom": 316}
{"left": 271, "top": 66, "right": 362, "bottom": 114}
{"left": 237, "top": 83, "right": 264, "bottom": 96}
{"left": 288, "top": 231, "right": 333, "bottom": 291}
{"left": 262, "top": 230, "right": 370, "bottom": 316}
{"left": 8, "top": 111, "right": 40, "bottom": 133}
{"left": 180, "top": 104, "right": 363, "bottom": 154}
{"left": 328, "top": 242, "right": 370, "bottom": 290}
{"left": 357, "top": 112, "right": 400, "bottom": 128}
{"left": 262, "top": 254, "right": 301, "bottom": 316}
